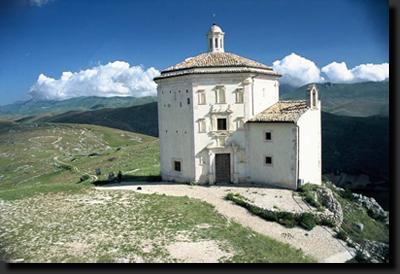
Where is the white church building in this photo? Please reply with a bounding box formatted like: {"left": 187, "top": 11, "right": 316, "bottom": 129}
{"left": 154, "top": 24, "right": 321, "bottom": 190}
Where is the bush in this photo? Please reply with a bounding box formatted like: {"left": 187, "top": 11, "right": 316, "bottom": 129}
{"left": 347, "top": 242, "right": 356, "bottom": 248}
{"left": 341, "top": 188, "right": 354, "bottom": 201}
{"left": 336, "top": 230, "right": 348, "bottom": 241}
{"left": 79, "top": 174, "right": 90, "bottom": 182}
{"left": 351, "top": 250, "right": 370, "bottom": 263}
{"left": 300, "top": 213, "right": 316, "bottom": 231}
{"left": 281, "top": 214, "right": 298, "bottom": 228}
{"left": 367, "top": 208, "right": 386, "bottom": 222}
{"left": 298, "top": 184, "right": 321, "bottom": 209}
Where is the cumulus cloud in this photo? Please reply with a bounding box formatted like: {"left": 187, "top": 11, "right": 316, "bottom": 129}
{"left": 272, "top": 53, "right": 325, "bottom": 87}
{"left": 272, "top": 53, "right": 389, "bottom": 87}
{"left": 27, "top": 61, "right": 160, "bottom": 100}
{"left": 27, "top": 0, "right": 53, "bottom": 7}
{"left": 321, "top": 62, "right": 389, "bottom": 84}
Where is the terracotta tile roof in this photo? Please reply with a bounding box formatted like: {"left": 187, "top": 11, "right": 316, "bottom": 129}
{"left": 162, "top": 52, "right": 273, "bottom": 72}
{"left": 249, "top": 100, "right": 309, "bottom": 123}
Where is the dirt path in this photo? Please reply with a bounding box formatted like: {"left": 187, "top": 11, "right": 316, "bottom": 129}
{"left": 96, "top": 182, "right": 354, "bottom": 263}
{"left": 53, "top": 156, "right": 97, "bottom": 182}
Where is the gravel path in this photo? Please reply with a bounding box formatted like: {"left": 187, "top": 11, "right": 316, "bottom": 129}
{"left": 96, "top": 182, "right": 354, "bottom": 263}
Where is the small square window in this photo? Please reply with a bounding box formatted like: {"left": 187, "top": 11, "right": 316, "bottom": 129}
{"left": 265, "top": 156, "right": 272, "bottom": 165}
{"left": 174, "top": 161, "right": 181, "bottom": 172}
{"left": 264, "top": 131, "right": 273, "bottom": 142}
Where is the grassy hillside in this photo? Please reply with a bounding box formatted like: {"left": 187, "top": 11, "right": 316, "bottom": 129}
{"left": 27, "top": 103, "right": 388, "bottom": 183}
{"left": 22, "top": 102, "right": 159, "bottom": 137}
{"left": 0, "top": 96, "right": 157, "bottom": 118}
{"left": 0, "top": 121, "right": 159, "bottom": 191}
{"left": 280, "top": 82, "right": 389, "bottom": 117}
{"left": 0, "top": 121, "right": 317, "bottom": 263}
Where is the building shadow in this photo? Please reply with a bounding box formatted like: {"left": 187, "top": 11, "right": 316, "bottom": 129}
{"left": 92, "top": 174, "right": 293, "bottom": 191}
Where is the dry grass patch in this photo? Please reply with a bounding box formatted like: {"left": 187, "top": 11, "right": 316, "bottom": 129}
{"left": 0, "top": 188, "right": 317, "bottom": 263}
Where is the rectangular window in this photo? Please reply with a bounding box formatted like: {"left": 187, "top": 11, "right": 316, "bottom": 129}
{"left": 187, "top": 98, "right": 190, "bottom": 105}
{"left": 217, "top": 118, "right": 227, "bottom": 130}
{"left": 215, "top": 38, "right": 218, "bottom": 48}
{"left": 264, "top": 131, "right": 273, "bottom": 142}
{"left": 265, "top": 156, "right": 273, "bottom": 165}
{"left": 174, "top": 161, "right": 181, "bottom": 172}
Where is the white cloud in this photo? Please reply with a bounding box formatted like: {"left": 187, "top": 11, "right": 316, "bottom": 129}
{"left": 272, "top": 53, "right": 325, "bottom": 87}
{"left": 27, "top": 61, "right": 160, "bottom": 100}
{"left": 321, "top": 62, "right": 389, "bottom": 84}
{"left": 272, "top": 53, "right": 389, "bottom": 87}
{"left": 27, "top": 0, "right": 54, "bottom": 7}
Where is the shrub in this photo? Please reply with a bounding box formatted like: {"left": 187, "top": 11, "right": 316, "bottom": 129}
{"left": 281, "top": 214, "right": 298, "bottom": 228}
{"left": 298, "top": 185, "right": 321, "bottom": 209}
{"left": 352, "top": 250, "right": 370, "bottom": 263}
{"left": 300, "top": 213, "right": 316, "bottom": 231}
{"left": 341, "top": 188, "right": 354, "bottom": 201}
{"left": 347, "top": 242, "right": 356, "bottom": 248}
{"left": 79, "top": 174, "right": 90, "bottom": 182}
{"left": 367, "top": 208, "right": 385, "bottom": 222}
{"left": 336, "top": 230, "right": 348, "bottom": 241}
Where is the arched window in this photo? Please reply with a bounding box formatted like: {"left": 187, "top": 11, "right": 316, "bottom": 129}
{"left": 237, "top": 118, "right": 244, "bottom": 129}
{"left": 198, "top": 91, "right": 206, "bottom": 105}
{"left": 201, "top": 120, "right": 206, "bottom": 132}
{"left": 209, "top": 39, "right": 212, "bottom": 49}
{"left": 216, "top": 87, "right": 225, "bottom": 103}
{"left": 215, "top": 38, "right": 218, "bottom": 48}
{"left": 199, "top": 119, "right": 206, "bottom": 132}
{"left": 236, "top": 89, "right": 244, "bottom": 103}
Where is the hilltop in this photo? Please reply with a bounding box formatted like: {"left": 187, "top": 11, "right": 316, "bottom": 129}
{"left": 280, "top": 81, "right": 389, "bottom": 117}
{"left": 0, "top": 96, "right": 157, "bottom": 118}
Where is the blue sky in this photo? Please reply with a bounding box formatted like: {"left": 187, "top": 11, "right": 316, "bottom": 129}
{"left": 0, "top": 0, "right": 389, "bottom": 105}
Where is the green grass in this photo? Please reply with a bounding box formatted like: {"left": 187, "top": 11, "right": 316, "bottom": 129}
{"left": 297, "top": 184, "right": 322, "bottom": 210}
{"left": 0, "top": 122, "right": 317, "bottom": 263}
{"left": 325, "top": 183, "right": 389, "bottom": 244}
{"left": 0, "top": 122, "right": 159, "bottom": 189}
{"left": 0, "top": 189, "right": 317, "bottom": 263}
{"left": 0, "top": 182, "right": 92, "bottom": 201}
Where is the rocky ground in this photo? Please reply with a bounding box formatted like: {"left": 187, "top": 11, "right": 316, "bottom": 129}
{"left": 96, "top": 182, "right": 355, "bottom": 263}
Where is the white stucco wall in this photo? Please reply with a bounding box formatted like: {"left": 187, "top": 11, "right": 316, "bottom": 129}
{"left": 156, "top": 71, "right": 281, "bottom": 184}
{"left": 157, "top": 80, "right": 195, "bottom": 182}
{"left": 246, "top": 122, "right": 298, "bottom": 189}
{"left": 297, "top": 101, "right": 322, "bottom": 185}
{"left": 252, "top": 77, "right": 280, "bottom": 117}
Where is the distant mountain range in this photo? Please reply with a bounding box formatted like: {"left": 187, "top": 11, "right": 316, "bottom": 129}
{"left": 0, "top": 96, "right": 157, "bottom": 117}
{"left": 17, "top": 100, "right": 388, "bottom": 184}
{"left": 18, "top": 102, "right": 159, "bottom": 137}
{"left": 1, "top": 81, "right": 388, "bottom": 119}
{"left": 280, "top": 81, "right": 389, "bottom": 117}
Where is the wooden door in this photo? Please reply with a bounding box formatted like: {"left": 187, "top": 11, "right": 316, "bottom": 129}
{"left": 215, "top": 153, "right": 231, "bottom": 183}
